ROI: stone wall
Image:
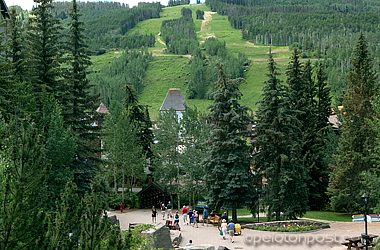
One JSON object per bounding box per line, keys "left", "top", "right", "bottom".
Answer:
{"left": 142, "top": 224, "right": 173, "bottom": 249}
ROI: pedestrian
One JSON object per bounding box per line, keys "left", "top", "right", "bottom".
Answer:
{"left": 174, "top": 210, "right": 180, "bottom": 226}
{"left": 161, "top": 203, "right": 166, "bottom": 220}
{"left": 193, "top": 210, "right": 199, "bottom": 228}
{"left": 202, "top": 206, "right": 209, "bottom": 226}
{"left": 120, "top": 202, "right": 124, "bottom": 213}
{"left": 227, "top": 220, "right": 235, "bottom": 243}
{"left": 166, "top": 201, "right": 173, "bottom": 219}
{"left": 152, "top": 206, "right": 157, "bottom": 223}
{"left": 221, "top": 219, "right": 227, "bottom": 240}
{"left": 182, "top": 205, "right": 189, "bottom": 224}
{"left": 188, "top": 209, "right": 194, "bottom": 226}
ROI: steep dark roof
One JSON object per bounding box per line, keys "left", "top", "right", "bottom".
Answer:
{"left": 137, "top": 182, "right": 168, "bottom": 196}
{"left": 159, "top": 88, "right": 185, "bottom": 112}
{"left": 0, "top": 0, "right": 9, "bottom": 19}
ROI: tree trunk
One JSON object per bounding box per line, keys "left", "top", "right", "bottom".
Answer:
{"left": 232, "top": 209, "right": 237, "bottom": 223}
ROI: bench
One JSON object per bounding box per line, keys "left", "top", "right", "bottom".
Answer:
{"left": 166, "top": 220, "right": 180, "bottom": 231}
{"left": 341, "top": 234, "right": 378, "bottom": 249}
{"left": 208, "top": 215, "right": 221, "bottom": 225}
{"left": 352, "top": 214, "right": 380, "bottom": 222}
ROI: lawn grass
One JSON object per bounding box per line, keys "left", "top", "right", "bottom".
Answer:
{"left": 302, "top": 211, "right": 352, "bottom": 222}
{"left": 237, "top": 217, "right": 268, "bottom": 223}
{"left": 237, "top": 208, "right": 253, "bottom": 216}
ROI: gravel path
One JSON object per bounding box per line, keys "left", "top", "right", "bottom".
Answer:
{"left": 108, "top": 209, "right": 380, "bottom": 250}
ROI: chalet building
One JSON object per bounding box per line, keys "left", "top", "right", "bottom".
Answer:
{"left": 137, "top": 182, "right": 170, "bottom": 208}
{"left": 0, "top": 0, "right": 10, "bottom": 36}
{"left": 159, "top": 88, "right": 185, "bottom": 120}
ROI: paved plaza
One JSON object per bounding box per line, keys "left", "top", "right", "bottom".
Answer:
{"left": 108, "top": 209, "right": 380, "bottom": 250}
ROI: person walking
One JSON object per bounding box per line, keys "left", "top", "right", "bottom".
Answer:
{"left": 182, "top": 205, "right": 189, "bottom": 225}
{"left": 174, "top": 210, "right": 180, "bottom": 229}
{"left": 193, "top": 210, "right": 199, "bottom": 228}
{"left": 221, "top": 219, "right": 227, "bottom": 240}
{"left": 166, "top": 201, "right": 173, "bottom": 219}
{"left": 152, "top": 206, "right": 157, "bottom": 223}
{"left": 227, "top": 220, "right": 235, "bottom": 243}
{"left": 202, "top": 206, "right": 209, "bottom": 226}
{"left": 161, "top": 203, "right": 166, "bottom": 220}
{"left": 188, "top": 209, "right": 194, "bottom": 226}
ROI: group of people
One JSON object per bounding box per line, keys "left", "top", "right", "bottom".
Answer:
{"left": 181, "top": 205, "right": 205, "bottom": 227}
{"left": 151, "top": 202, "right": 211, "bottom": 228}
{"left": 218, "top": 218, "right": 236, "bottom": 243}
{"left": 151, "top": 204, "right": 238, "bottom": 243}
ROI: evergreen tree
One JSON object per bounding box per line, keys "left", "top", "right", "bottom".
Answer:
{"left": 0, "top": 33, "right": 12, "bottom": 121}
{"left": 204, "top": 65, "right": 252, "bottom": 222}
{"left": 65, "top": 0, "right": 100, "bottom": 191}
{"left": 328, "top": 34, "right": 378, "bottom": 212}
{"left": 6, "top": 8, "right": 35, "bottom": 121}
{"left": 8, "top": 8, "right": 27, "bottom": 82}
{"left": 256, "top": 52, "right": 308, "bottom": 220}
{"left": 28, "top": 0, "right": 63, "bottom": 113}
{"left": 308, "top": 61, "right": 332, "bottom": 210}
{"left": 78, "top": 177, "right": 110, "bottom": 250}
{"left": 124, "top": 85, "right": 154, "bottom": 173}
{"left": 0, "top": 120, "right": 49, "bottom": 249}
{"left": 46, "top": 181, "right": 81, "bottom": 250}
{"left": 41, "top": 94, "right": 76, "bottom": 208}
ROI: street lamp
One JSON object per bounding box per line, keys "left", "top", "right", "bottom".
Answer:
{"left": 361, "top": 192, "right": 369, "bottom": 250}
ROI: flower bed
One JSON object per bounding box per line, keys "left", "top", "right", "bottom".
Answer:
{"left": 242, "top": 220, "right": 330, "bottom": 232}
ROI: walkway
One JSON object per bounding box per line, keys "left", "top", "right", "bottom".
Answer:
{"left": 108, "top": 209, "right": 380, "bottom": 250}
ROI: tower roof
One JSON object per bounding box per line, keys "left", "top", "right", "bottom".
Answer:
{"left": 159, "top": 88, "right": 185, "bottom": 112}
{"left": 0, "top": 0, "right": 9, "bottom": 19}
{"left": 96, "top": 102, "right": 109, "bottom": 114}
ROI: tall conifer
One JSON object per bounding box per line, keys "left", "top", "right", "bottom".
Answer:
{"left": 204, "top": 65, "right": 252, "bottom": 222}
{"left": 256, "top": 52, "right": 307, "bottom": 220}
{"left": 65, "top": 0, "right": 100, "bottom": 190}
{"left": 328, "top": 34, "right": 378, "bottom": 212}
{"left": 28, "top": 0, "right": 63, "bottom": 112}
{"left": 308, "top": 61, "right": 331, "bottom": 210}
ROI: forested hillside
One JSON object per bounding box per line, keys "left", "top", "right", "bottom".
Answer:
{"left": 53, "top": 1, "right": 162, "bottom": 52}
{"left": 206, "top": 0, "right": 380, "bottom": 103}
{"left": 90, "top": 3, "right": 289, "bottom": 119}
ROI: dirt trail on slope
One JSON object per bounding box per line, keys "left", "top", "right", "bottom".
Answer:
{"left": 200, "top": 11, "right": 217, "bottom": 41}
{"left": 157, "top": 32, "right": 166, "bottom": 46}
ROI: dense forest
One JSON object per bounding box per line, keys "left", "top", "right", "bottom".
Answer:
{"left": 206, "top": 0, "right": 380, "bottom": 104}
{"left": 92, "top": 49, "right": 153, "bottom": 105}
{"left": 53, "top": 1, "right": 161, "bottom": 52}
{"left": 161, "top": 7, "right": 198, "bottom": 54}
{"left": 0, "top": 0, "right": 155, "bottom": 248}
